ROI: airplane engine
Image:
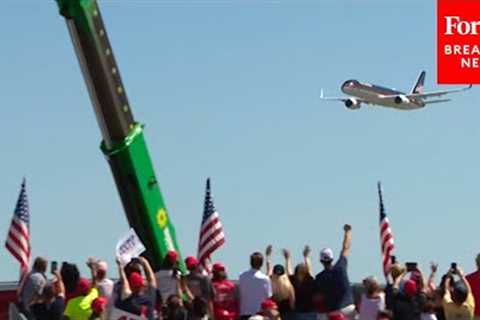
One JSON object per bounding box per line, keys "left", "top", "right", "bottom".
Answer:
{"left": 345, "top": 98, "right": 361, "bottom": 109}
{"left": 394, "top": 95, "right": 410, "bottom": 104}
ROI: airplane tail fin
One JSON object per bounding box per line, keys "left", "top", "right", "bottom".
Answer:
{"left": 411, "top": 70, "right": 426, "bottom": 94}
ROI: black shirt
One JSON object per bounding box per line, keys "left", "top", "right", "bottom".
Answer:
{"left": 289, "top": 275, "right": 315, "bottom": 312}
{"left": 186, "top": 273, "right": 214, "bottom": 301}
{"left": 30, "top": 296, "right": 65, "bottom": 320}
{"left": 314, "top": 256, "right": 353, "bottom": 312}
{"left": 165, "top": 307, "right": 189, "bottom": 320}
{"left": 116, "top": 287, "right": 157, "bottom": 320}
{"left": 385, "top": 284, "right": 426, "bottom": 320}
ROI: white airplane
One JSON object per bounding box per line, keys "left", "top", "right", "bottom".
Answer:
{"left": 320, "top": 71, "right": 472, "bottom": 110}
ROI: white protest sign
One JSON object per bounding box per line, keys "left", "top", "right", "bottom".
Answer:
{"left": 115, "top": 228, "right": 146, "bottom": 266}
{"left": 110, "top": 307, "right": 146, "bottom": 320}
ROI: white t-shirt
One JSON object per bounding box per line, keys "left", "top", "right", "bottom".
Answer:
{"left": 358, "top": 293, "right": 385, "bottom": 320}
{"left": 155, "top": 269, "right": 178, "bottom": 300}
{"left": 97, "top": 277, "right": 114, "bottom": 299}
{"left": 239, "top": 268, "right": 272, "bottom": 316}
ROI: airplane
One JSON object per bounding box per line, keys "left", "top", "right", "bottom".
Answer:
{"left": 320, "top": 71, "right": 472, "bottom": 110}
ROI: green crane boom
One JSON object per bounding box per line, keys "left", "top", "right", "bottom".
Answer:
{"left": 56, "top": 0, "right": 185, "bottom": 272}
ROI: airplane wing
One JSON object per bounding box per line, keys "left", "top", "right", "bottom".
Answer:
{"left": 319, "top": 89, "right": 370, "bottom": 104}
{"left": 408, "top": 84, "right": 472, "bottom": 99}
{"left": 380, "top": 85, "right": 472, "bottom": 100}
{"left": 424, "top": 98, "right": 451, "bottom": 104}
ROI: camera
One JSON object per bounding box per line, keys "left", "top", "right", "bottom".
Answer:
{"left": 405, "top": 262, "right": 417, "bottom": 272}
{"left": 451, "top": 262, "right": 457, "bottom": 272}
{"left": 51, "top": 261, "right": 58, "bottom": 274}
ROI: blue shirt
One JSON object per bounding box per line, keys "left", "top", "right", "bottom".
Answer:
{"left": 314, "top": 256, "right": 353, "bottom": 311}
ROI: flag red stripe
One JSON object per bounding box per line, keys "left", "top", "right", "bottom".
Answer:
{"left": 382, "top": 245, "right": 394, "bottom": 272}
{"left": 5, "top": 180, "right": 31, "bottom": 273}
{"left": 380, "top": 220, "right": 394, "bottom": 276}
{"left": 6, "top": 233, "right": 29, "bottom": 261}
{"left": 8, "top": 221, "right": 30, "bottom": 250}
{"left": 5, "top": 241, "right": 28, "bottom": 269}
{"left": 11, "top": 218, "right": 29, "bottom": 241}
{"left": 199, "top": 215, "right": 220, "bottom": 239}
{"left": 380, "top": 220, "right": 390, "bottom": 233}
{"left": 199, "top": 230, "right": 225, "bottom": 259}
{"left": 381, "top": 234, "right": 394, "bottom": 252}
{"left": 6, "top": 222, "right": 31, "bottom": 262}
{"left": 199, "top": 224, "right": 223, "bottom": 249}
{"left": 5, "top": 241, "right": 27, "bottom": 266}
{"left": 197, "top": 181, "right": 225, "bottom": 274}
{"left": 7, "top": 230, "right": 30, "bottom": 257}
{"left": 199, "top": 238, "right": 225, "bottom": 263}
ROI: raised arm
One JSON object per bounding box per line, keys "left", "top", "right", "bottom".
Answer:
{"left": 457, "top": 267, "right": 472, "bottom": 293}
{"left": 87, "top": 257, "right": 98, "bottom": 287}
{"left": 116, "top": 259, "right": 131, "bottom": 299}
{"left": 266, "top": 245, "right": 273, "bottom": 277}
{"left": 443, "top": 273, "right": 453, "bottom": 303}
{"left": 139, "top": 256, "right": 157, "bottom": 289}
{"left": 179, "top": 276, "right": 194, "bottom": 303}
{"left": 340, "top": 224, "right": 352, "bottom": 258}
{"left": 427, "top": 262, "right": 438, "bottom": 293}
{"left": 283, "top": 249, "right": 294, "bottom": 276}
{"left": 53, "top": 269, "right": 66, "bottom": 298}
{"left": 393, "top": 269, "right": 406, "bottom": 290}
{"left": 303, "top": 245, "right": 313, "bottom": 276}
{"left": 414, "top": 266, "right": 426, "bottom": 292}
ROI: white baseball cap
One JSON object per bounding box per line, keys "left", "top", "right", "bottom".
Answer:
{"left": 320, "top": 248, "right": 334, "bottom": 262}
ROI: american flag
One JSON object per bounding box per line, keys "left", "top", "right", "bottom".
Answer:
{"left": 5, "top": 179, "right": 31, "bottom": 272}
{"left": 378, "top": 182, "right": 395, "bottom": 277}
{"left": 197, "top": 178, "right": 225, "bottom": 273}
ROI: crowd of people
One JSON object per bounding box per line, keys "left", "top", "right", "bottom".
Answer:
{"left": 13, "top": 224, "right": 480, "bottom": 320}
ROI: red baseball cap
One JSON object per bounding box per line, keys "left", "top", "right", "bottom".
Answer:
{"left": 261, "top": 299, "right": 278, "bottom": 310}
{"left": 212, "top": 262, "right": 226, "bottom": 273}
{"left": 328, "top": 312, "right": 345, "bottom": 320}
{"left": 77, "top": 278, "right": 91, "bottom": 295}
{"left": 215, "top": 309, "right": 231, "bottom": 320}
{"left": 91, "top": 296, "right": 108, "bottom": 314}
{"left": 166, "top": 250, "right": 178, "bottom": 263}
{"left": 404, "top": 279, "right": 417, "bottom": 296}
{"left": 185, "top": 256, "right": 198, "bottom": 271}
{"left": 128, "top": 272, "right": 144, "bottom": 290}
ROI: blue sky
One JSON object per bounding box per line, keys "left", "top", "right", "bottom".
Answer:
{"left": 2, "top": 0, "right": 480, "bottom": 283}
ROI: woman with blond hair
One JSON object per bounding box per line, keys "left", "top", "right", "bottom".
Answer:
{"left": 265, "top": 246, "right": 296, "bottom": 318}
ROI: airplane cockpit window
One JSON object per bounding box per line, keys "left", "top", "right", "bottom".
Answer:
{"left": 342, "top": 80, "right": 357, "bottom": 88}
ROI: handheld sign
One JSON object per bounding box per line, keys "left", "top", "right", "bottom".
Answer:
{"left": 116, "top": 228, "right": 146, "bottom": 266}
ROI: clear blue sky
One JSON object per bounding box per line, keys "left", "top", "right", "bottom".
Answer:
{"left": 1, "top": 0, "right": 479, "bottom": 283}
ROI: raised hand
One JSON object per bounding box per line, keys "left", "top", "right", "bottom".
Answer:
{"left": 343, "top": 224, "right": 352, "bottom": 232}
{"left": 87, "top": 256, "right": 97, "bottom": 269}
{"left": 456, "top": 267, "right": 465, "bottom": 277}
{"left": 138, "top": 256, "right": 148, "bottom": 265}
{"left": 282, "top": 249, "right": 291, "bottom": 259}
{"left": 266, "top": 245, "right": 273, "bottom": 257}
{"left": 303, "top": 245, "right": 311, "bottom": 257}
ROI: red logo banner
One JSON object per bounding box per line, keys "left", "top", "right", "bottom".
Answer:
{"left": 438, "top": 0, "right": 480, "bottom": 84}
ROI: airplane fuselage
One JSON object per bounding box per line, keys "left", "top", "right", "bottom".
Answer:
{"left": 341, "top": 80, "right": 425, "bottom": 110}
